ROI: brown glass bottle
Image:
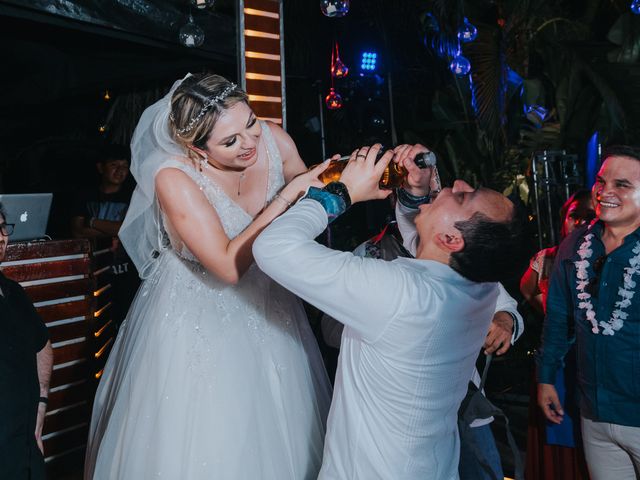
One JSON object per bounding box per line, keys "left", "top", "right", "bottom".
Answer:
{"left": 318, "top": 152, "right": 435, "bottom": 189}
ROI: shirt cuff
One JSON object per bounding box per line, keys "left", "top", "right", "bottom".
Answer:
{"left": 509, "top": 311, "right": 519, "bottom": 343}
{"left": 536, "top": 361, "right": 560, "bottom": 384}
{"left": 304, "top": 186, "right": 348, "bottom": 223}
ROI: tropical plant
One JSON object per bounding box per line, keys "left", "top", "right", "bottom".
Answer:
{"left": 411, "top": 0, "right": 637, "bottom": 191}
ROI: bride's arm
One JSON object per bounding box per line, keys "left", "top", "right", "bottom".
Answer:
{"left": 155, "top": 165, "right": 325, "bottom": 285}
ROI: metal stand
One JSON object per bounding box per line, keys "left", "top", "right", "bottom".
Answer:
{"left": 531, "top": 150, "right": 583, "bottom": 249}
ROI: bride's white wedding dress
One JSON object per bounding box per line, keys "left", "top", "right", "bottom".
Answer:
{"left": 85, "top": 123, "right": 332, "bottom": 479}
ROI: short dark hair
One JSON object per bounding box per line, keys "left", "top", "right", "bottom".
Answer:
{"left": 602, "top": 145, "right": 640, "bottom": 163}
{"left": 0, "top": 201, "right": 6, "bottom": 221}
{"left": 449, "top": 207, "right": 525, "bottom": 283}
{"left": 99, "top": 144, "right": 131, "bottom": 164}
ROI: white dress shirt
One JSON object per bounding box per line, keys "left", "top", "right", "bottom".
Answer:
{"left": 254, "top": 199, "right": 502, "bottom": 479}
{"left": 396, "top": 202, "right": 524, "bottom": 428}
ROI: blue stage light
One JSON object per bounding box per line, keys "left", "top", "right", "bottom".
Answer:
{"left": 360, "top": 51, "right": 378, "bottom": 72}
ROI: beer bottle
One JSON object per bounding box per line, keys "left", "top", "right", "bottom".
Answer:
{"left": 318, "top": 151, "right": 437, "bottom": 189}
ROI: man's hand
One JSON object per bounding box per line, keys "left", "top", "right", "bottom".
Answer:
{"left": 340, "top": 144, "right": 393, "bottom": 204}
{"left": 393, "top": 144, "right": 433, "bottom": 197}
{"left": 35, "top": 402, "right": 46, "bottom": 454}
{"left": 538, "top": 383, "right": 564, "bottom": 424}
{"left": 484, "top": 311, "right": 514, "bottom": 355}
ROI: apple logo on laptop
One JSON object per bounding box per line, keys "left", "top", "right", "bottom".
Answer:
{"left": 20, "top": 211, "right": 28, "bottom": 223}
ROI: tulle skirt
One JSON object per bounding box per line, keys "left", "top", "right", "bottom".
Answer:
{"left": 85, "top": 250, "right": 332, "bottom": 479}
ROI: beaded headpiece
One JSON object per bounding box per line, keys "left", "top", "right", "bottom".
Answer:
{"left": 170, "top": 82, "right": 238, "bottom": 136}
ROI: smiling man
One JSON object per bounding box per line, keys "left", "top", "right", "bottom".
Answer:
{"left": 537, "top": 145, "right": 640, "bottom": 479}
{"left": 253, "top": 144, "right": 523, "bottom": 479}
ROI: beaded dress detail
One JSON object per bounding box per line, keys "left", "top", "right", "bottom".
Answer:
{"left": 85, "top": 122, "right": 331, "bottom": 480}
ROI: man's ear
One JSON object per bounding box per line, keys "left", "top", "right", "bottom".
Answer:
{"left": 434, "top": 231, "right": 465, "bottom": 253}
{"left": 96, "top": 162, "right": 104, "bottom": 174}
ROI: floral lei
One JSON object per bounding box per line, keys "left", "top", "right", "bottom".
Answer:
{"left": 575, "top": 233, "right": 640, "bottom": 335}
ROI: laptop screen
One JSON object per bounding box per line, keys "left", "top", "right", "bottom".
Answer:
{"left": 0, "top": 193, "right": 53, "bottom": 241}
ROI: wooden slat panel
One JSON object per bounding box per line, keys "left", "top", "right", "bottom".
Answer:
{"left": 246, "top": 79, "right": 282, "bottom": 97}
{"left": 24, "top": 278, "right": 94, "bottom": 303}
{"left": 45, "top": 447, "right": 85, "bottom": 477}
{"left": 245, "top": 14, "right": 279, "bottom": 34}
{"left": 93, "top": 338, "right": 114, "bottom": 363}
{"left": 52, "top": 342, "right": 88, "bottom": 367}
{"left": 93, "top": 314, "right": 113, "bottom": 335}
{"left": 245, "top": 0, "right": 279, "bottom": 14}
{"left": 37, "top": 298, "right": 92, "bottom": 323}
{"left": 91, "top": 251, "right": 114, "bottom": 272}
{"left": 48, "top": 382, "right": 87, "bottom": 412}
{"left": 95, "top": 273, "right": 112, "bottom": 290}
{"left": 246, "top": 57, "right": 281, "bottom": 76}
{"left": 51, "top": 362, "right": 89, "bottom": 389}
{"left": 48, "top": 320, "right": 90, "bottom": 344}
{"left": 251, "top": 101, "right": 284, "bottom": 118}
{"left": 1, "top": 258, "right": 90, "bottom": 283}
{"left": 43, "top": 425, "right": 88, "bottom": 457}
{"left": 245, "top": 36, "right": 280, "bottom": 55}
{"left": 44, "top": 403, "right": 89, "bottom": 436}
{"left": 5, "top": 240, "right": 90, "bottom": 262}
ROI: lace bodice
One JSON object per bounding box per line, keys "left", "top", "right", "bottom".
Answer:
{"left": 162, "top": 121, "right": 286, "bottom": 262}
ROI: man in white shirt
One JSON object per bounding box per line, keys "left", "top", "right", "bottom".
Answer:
{"left": 253, "top": 144, "right": 524, "bottom": 480}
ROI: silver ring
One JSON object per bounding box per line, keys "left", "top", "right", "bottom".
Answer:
{"left": 356, "top": 154, "right": 366, "bottom": 158}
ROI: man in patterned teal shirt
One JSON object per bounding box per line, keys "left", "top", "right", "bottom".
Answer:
{"left": 537, "top": 145, "right": 640, "bottom": 479}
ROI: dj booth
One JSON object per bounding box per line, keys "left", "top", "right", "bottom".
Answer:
{"left": 0, "top": 238, "right": 116, "bottom": 477}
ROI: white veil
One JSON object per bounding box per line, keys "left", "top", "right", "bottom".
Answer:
{"left": 119, "top": 74, "right": 190, "bottom": 279}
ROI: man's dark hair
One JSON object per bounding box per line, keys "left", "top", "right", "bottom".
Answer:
{"left": 602, "top": 145, "right": 640, "bottom": 163}
{"left": 0, "top": 201, "right": 6, "bottom": 221}
{"left": 449, "top": 207, "right": 526, "bottom": 283}
{"left": 99, "top": 144, "right": 131, "bottom": 164}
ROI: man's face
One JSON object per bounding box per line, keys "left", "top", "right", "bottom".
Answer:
{"left": 415, "top": 180, "right": 513, "bottom": 242}
{"left": 97, "top": 159, "right": 129, "bottom": 187}
{"left": 0, "top": 213, "right": 7, "bottom": 263}
{"left": 592, "top": 155, "right": 640, "bottom": 232}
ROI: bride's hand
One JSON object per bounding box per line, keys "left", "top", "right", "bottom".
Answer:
{"left": 281, "top": 160, "right": 332, "bottom": 202}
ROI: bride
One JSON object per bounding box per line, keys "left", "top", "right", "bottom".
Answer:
{"left": 84, "top": 73, "right": 332, "bottom": 479}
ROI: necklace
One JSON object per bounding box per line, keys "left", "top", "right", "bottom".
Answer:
{"left": 199, "top": 156, "right": 247, "bottom": 196}
{"left": 575, "top": 233, "right": 640, "bottom": 335}
{"left": 237, "top": 172, "right": 245, "bottom": 196}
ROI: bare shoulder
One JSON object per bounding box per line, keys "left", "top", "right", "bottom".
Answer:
{"left": 264, "top": 120, "right": 296, "bottom": 150}
{"left": 155, "top": 167, "right": 200, "bottom": 200}
{"left": 263, "top": 121, "right": 305, "bottom": 177}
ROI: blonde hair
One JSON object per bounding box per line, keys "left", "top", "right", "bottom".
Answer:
{"left": 170, "top": 73, "right": 249, "bottom": 160}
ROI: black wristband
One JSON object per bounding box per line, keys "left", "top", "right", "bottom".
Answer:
{"left": 323, "top": 181, "right": 352, "bottom": 210}
{"left": 38, "top": 396, "right": 48, "bottom": 405}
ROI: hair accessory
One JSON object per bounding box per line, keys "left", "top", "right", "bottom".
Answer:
{"left": 172, "top": 83, "right": 238, "bottom": 136}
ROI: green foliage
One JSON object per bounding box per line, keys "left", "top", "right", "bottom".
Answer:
{"left": 408, "top": 0, "right": 636, "bottom": 193}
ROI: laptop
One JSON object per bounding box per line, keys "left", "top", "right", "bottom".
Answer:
{"left": 0, "top": 193, "right": 53, "bottom": 241}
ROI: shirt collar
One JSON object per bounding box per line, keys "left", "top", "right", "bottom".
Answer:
{"left": 394, "top": 257, "right": 478, "bottom": 285}
{"left": 587, "top": 219, "right": 640, "bottom": 242}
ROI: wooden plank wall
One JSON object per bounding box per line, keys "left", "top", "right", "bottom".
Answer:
{"left": 1, "top": 239, "right": 115, "bottom": 476}
{"left": 240, "top": 0, "right": 285, "bottom": 126}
